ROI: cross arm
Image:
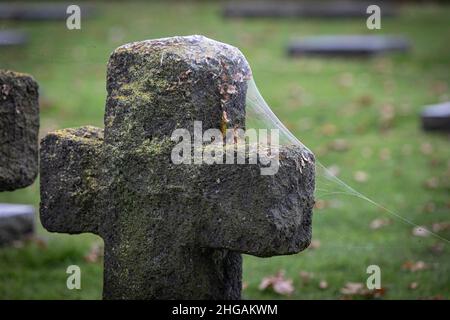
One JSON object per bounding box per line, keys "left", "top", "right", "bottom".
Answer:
{"left": 40, "top": 126, "right": 104, "bottom": 235}
{"left": 199, "top": 145, "right": 315, "bottom": 257}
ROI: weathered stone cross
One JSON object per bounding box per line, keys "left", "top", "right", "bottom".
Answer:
{"left": 40, "top": 35, "right": 315, "bottom": 299}
{"left": 0, "top": 70, "right": 39, "bottom": 191}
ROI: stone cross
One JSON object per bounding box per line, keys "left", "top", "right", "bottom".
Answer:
{"left": 0, "top": 70, "right": 39, "bottom": 191}
{"left": 40, "top": 35, "right": 315, "bottom": 299}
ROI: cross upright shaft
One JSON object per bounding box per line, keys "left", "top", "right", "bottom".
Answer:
{"left": 40, "top": 35, "right": 315, "bottom": 299}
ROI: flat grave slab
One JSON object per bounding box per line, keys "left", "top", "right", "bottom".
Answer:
{"left": 0, "top": 203, "right": 35, "bottom": 245}
{"left": 223, "top": 1, "right": 397, "bottom": 18}
{"left": 421, "top": 101, "right": 450, "bottom": 132}
{"left": 0, "top": 30, "right": 27, "bottom": 47}
{"left": 288, "top": 35, "right": 411, "bottom": 57}
{"left": 0, "top": 3, "right": 96, "bottom": 21}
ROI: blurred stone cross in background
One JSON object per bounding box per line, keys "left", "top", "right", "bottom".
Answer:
{"left": 0, "top": 70, "right": 39, "bottom": 245}
{"left": 40, "top": 35, "right": 315, "bottom": 299}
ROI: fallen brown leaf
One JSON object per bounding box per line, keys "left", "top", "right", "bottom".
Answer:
{"left": 420, "top": 142, "right": 433, "bottom": 155}
{"left": 340, "top": 282, "right": 386, "bottom": 299}
{"left": 422, "top": 201, "right": 437, "bottom": 213}
{"left": 320, "top": 123, "right": 337, "bottom": 136}
{"left": 412, "top": 226, "right": 431, "bottom": 238}
{"left": 409, "top": 282, "right": 419, "bottom": 290}
{"left": 308, "top": 239, "right": 321, "bottom": 250}
{"left": 84, "top": 242, "right": 104, "bottom": 263}
{"left": 299, "top": 271, "right": 314, "bottom": 284}
{"left": 259, "top": 271, "right": 294, "bottom": 296}
{"left": 354, "top": 171, "right": 369, "bottom": 183}
{"left": 402, "top": 260, "right": 429, "bottom": 272}
{"left": 356, "top": 94, "right": 373, "bottom": 107}
{"left": 379, "top": 103, "right": 396, "bottom": 131}
{"left": 379, "top": 148, "right": 391, "bottom": 161}
{"left": 326, "top": 165, "right": 340, "bottom": 177}
{"left": 337, "top": 73, "right": 354, "bottom": 88}
{"left": 319, "top": 280, "right": 328, "bottom": 290}
{"left": 423, "top": 177, "right": 439, "bottom": 189}
{"left": 340, "top": 282, "right": 364, "bottom": 295}
{"left": 329, "top": 139, "right": 350, "bottom": 152}
{"left": 370, "top": 218, "right": 391, "bottom": 230}
{"left": 314, "top": 199, "right": 329, "bottom": 210}
{"left": 429, "top": 242, "right": 445, "bottom": 255}
{"left": 432, "top": 222, "right": 450, "bottom": 232}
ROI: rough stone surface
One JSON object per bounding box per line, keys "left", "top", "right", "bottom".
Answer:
{"left": 0, "top": 203, "right": 34, "bottom": 245}
{"left": 0, "top": 70, "right": 39, "bottom": 191}
{"left": 40, "top": 35, "right": 315, "bottom": 300}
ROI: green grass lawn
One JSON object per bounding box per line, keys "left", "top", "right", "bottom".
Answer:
{"left": 0, "top": 1, "right": 449, "bottom": 299}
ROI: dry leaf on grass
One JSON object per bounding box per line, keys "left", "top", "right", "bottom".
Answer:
{"left": 326, "top": 165, "right": 341, "bottom": 177}
{"left": 370, "top": 218, "right": 391, "bottom": 230}
{"left": 402, "top": 261, "right": 429, "bottom": 272}
{"left": 12, "top": 235, "right": 48, "bottom": 249}
{"left": 320, "top": 123, "right": 337, "bottom": 136}
{"left": 337, "top": 73, "right": 354, "bottom": 88}
{"left": 354, "top": 171, "right": 369, "bottom": 183}
{"left": 356, "top": 94, "right": 373, "bottom": 107}
{"left": 432, "top": 222, "right": 450, "bottom": 232}
{"left": 429, "top": 242, "right": 445, "bottom": 255}
{"left": 329, "top": 139, "right": 350, "bottom": 152}
{"left": 340, "top": 282, "right": 364, "bottom": 295}
{"left": 314, "top": 199, "right": 329, "bottom": 210}
{"left": 308, "top": 239, "right": 321, "bottom": 250}
{"left": 423, "top": 177, "right": 439, "bottom": 189}
{"left": 409, "top": 282, "right": 419, "bottom": 290}
{"left": 420, "top": 142, "right": 433, "bottom": 155}
{"left": 379, "top": 148, "right": 391, "bottom": 161}
{"left": 299, "top": 271, "right": 314, "bottom": 284}
{"left": 340, "top": 282, "right": 386, "bottom": 299}
{"left": 259, "top": 271, "right": 294, "bottom": 296}
{"left": 379, "top": 103, "right": 396, "bottom": 131}
{"left": 29, "top": 235, "right": 48, "bottom": 249}
{"left": 84, "top": 242, "right": 104, "bottom": 263}
{"left": 422, "top": 202, "right": 437, "bottom": 213}
{"left": 319, "top": 280, "right": 328, "bottom": 290}
{"left": 412, "top": 226, "right": 431, "bottom": 237}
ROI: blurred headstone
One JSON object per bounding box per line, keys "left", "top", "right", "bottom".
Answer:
{"left": 0, "top": 3, "right": 96, "bottom": 21}
{"left": 288, "top": 35, "right": 411, "bottom": 57}
{"left": 0, "top": 70, "right": 39, "bottom": 244}
{"left": 0, "top": 70, "right": 39, "bottom": 191}
{"left": 0, "top": 204, "right": 34, "bottom": 245}
{"left": 421, "top": 102, "right": 450, "bottom": 132}
{"left": 223, "top": 1, "right": 397, "bottom": 18}
{"left": 0, "top": 30, "right": 27, "bottom": 47}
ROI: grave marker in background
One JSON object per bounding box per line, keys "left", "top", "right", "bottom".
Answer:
{"left": 0, "top": 30, "right": 27, "bottom": 47}
{"left": 0, "top": 70, "right": 39, "bottom": 245}
{"left": 223, "top": 1, "right": 397, "bottom": 18}
{"left": 421, "top": 102, "right": 450, "bottom": 132}
{"left": 288, "top": 35, "right": 411, "bottom": 57}
{"left": 0, "top": 3, "right": 96, "bottom": 21}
